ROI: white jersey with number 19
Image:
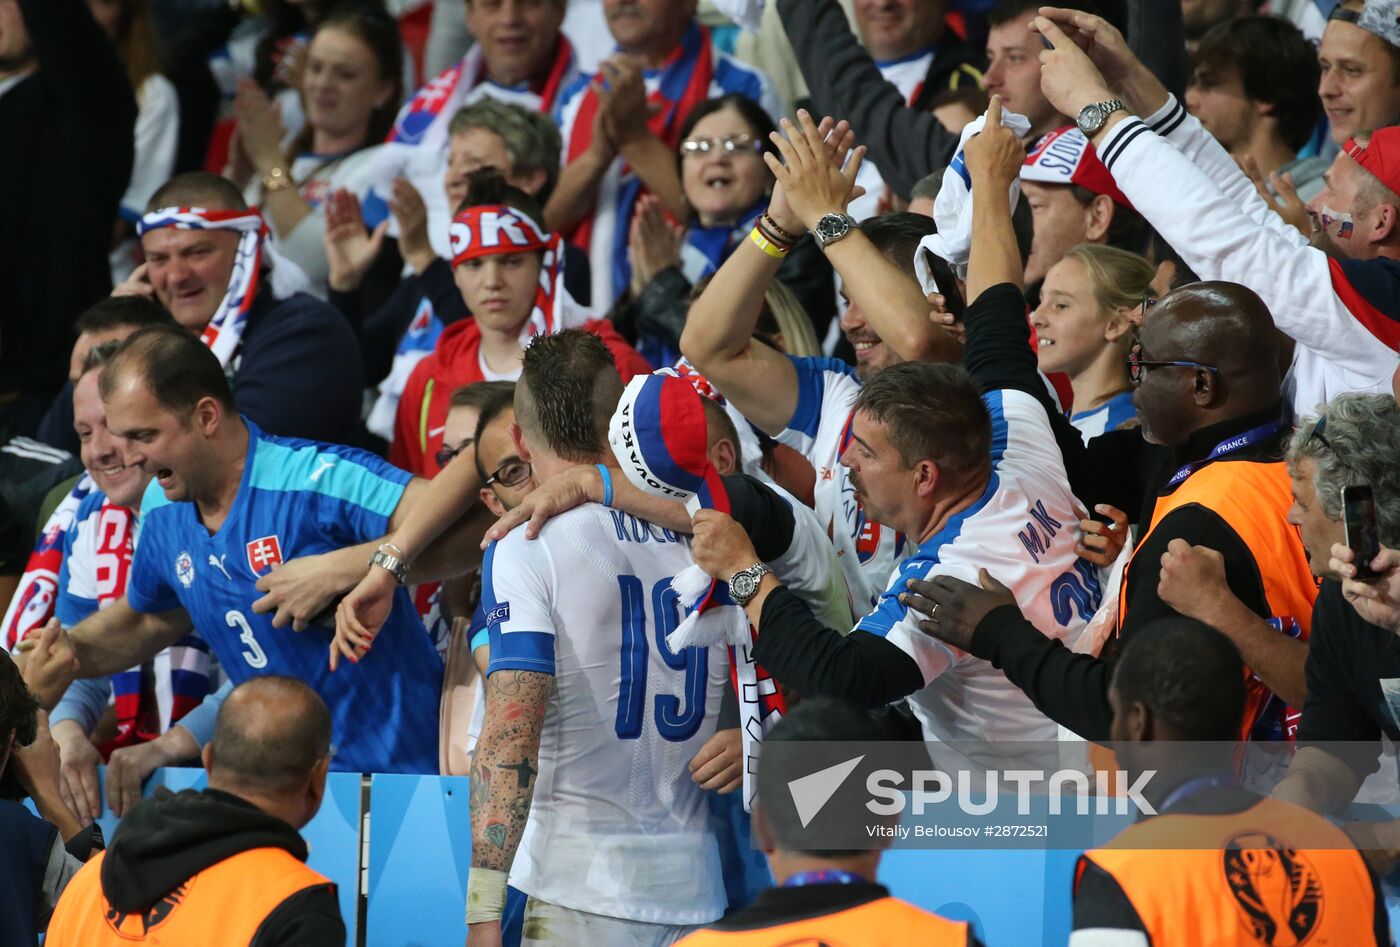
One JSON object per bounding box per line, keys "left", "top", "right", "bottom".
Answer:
{"left": 481, "top": 504, "right": 728, "bottom": 926}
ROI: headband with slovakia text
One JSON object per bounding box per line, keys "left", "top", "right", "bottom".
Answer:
{"left": 137, "top": 207, "right": 270, "bottom": 368}
{"left": 448, "top": 204, "right": 565, "bottom": 339}
{"left": 608, "top": 370, "right": 743, "bottom": 646}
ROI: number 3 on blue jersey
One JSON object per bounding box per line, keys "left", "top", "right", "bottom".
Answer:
{"left": 226, "top": 609, "right": 268, "bottom": 669}
{"left": 615, "top": 575, "right": 708, "bottom": 741}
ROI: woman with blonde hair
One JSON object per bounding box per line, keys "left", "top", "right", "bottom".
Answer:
{"left": 1032, "top": 243, "right": 1154, "bottom": 442}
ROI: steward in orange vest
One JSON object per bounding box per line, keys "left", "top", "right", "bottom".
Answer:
{"left": 46, "top": 676, "right": 346, "bottom": 947}
{"left": 1073, "top": 618, "right": 1389, "bottom": 946}
{"left": 676, "top": 697, "right": 982, "bottom": 947}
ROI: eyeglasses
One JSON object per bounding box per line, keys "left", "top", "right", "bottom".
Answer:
{"left": 1141, "top": 292, "right": 1158, "bottom": 316}
{"left": 1126, "top": 339, "right": 1220, "bottom": 386}
{"left": 679, "top": 135, "right": 763, "bottom": 157}
{"left": 485, "top": 458, "right": 532, "bottom": 489}
{"left": 436, "top": 438, "right": 472, "bottom": 470}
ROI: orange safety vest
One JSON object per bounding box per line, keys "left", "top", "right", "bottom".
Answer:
{"left": 675, "top": 895, "right": 972, "bottom": 946}
{"left": 1079, "top": 797, "right": 1381, "bottom": 946}
{"left": 45, "top": 846, "right": 334, "bottom": 946}
{"left": 1117, "top": 458, "right": 1317, "bottom": 739}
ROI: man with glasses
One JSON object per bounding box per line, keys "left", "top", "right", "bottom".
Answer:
{"left": 907, "top": 280, "right": 1317, "bottom": 745}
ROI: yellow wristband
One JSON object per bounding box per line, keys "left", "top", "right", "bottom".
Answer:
{"left": 466, "top": 867, "right": 509, "bottom": 923}
{"left": 749, "top": 226, "right": 791, "bottom": 259}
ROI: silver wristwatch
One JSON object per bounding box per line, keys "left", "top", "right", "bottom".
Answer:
{"left": 813, "top": 212, "right": 857, "bottom": 250}
{"left": 728, "top": 562, "right": 772, "bottom": 607}
{"left": 369, "top": 544, "right": 410, "bottom": 585}
{"left": 1076, "top": 99, "right": 1124, "bottom": 137}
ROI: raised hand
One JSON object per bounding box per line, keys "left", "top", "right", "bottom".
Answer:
{"left": 963, "top": 96, "right": 1026, "bottom": 188}
{"left": 1032, "top": 16, "right": 1115, "bottom": 124}
{"left": 766, "top": 116, "right": 855, "bottom": 235}
{"left": 391, "top": 176, "right": 436, "bottom": 274}
{"left": 324, "top": 189, "right": 388, "bottom": 293}
{"left": 763, "top": 110, "right": 867, "bottom": 232}
{"left": 1034, "top": 6, "right": 1166, "bottom": 115}
{"left": 232, "top": 76, "right": 287, "bottom": 174}
{"left": 598, "top": 56, "right": 653, "bottom": 147}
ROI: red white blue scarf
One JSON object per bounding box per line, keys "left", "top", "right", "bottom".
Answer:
{"left": 609, "top": 369, "right": 788, "bottom": 809}
{"left": 387, "top": 37, "right": 577, "bottom": 147}
{"left": 2, "top": 476, "right": 95, "bottom": 651}
{"left": 138, "top": 207, "right": 270, "bottom": 367}
{"left": 563, "top": 23, "right": 715, "bottom": 303}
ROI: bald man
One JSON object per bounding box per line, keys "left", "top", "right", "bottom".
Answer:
{"left": 45, "top": 677, "right": 345, "bottom": 946}
{"left": 906, "top": 282, "right": 1317, "bottom": 744}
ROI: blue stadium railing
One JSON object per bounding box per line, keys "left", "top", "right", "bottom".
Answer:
{"left": 36, "top": 767, "right": 1400, "bottom": 947}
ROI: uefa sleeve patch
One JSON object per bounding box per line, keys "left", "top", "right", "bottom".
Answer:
{"left": 485, "top": 602, "right": 510, "bottom": 626}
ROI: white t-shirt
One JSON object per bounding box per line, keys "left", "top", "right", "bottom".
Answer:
{"left": 481, "top": 505, "right": 728, "bottom": 926}
{"left": 855, "top": 389, "right": 1100, "bottom": 749}
{"left": 776, "top": 356, "right": 906, "bottom": 615}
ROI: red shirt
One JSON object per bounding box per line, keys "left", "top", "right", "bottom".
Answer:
{"left": 390, "top": 318, "right": 652, "bottom": 476}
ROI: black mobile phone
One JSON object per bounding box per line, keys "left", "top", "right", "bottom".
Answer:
{"left": 1343, "top": 484, "right": 1382, "bottom": 581}
{"left": 923, "top": 251, "right": 966, "bottom": 320}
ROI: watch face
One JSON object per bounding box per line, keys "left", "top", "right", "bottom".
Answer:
{"left": 731, "top": 571, "right": 758, "bottom": 601}
{"left": 1078, "top": 104, "right": 1101, "bottom": 132}
{"left": 817, "top": 214, "right": 849, "bottom": 242}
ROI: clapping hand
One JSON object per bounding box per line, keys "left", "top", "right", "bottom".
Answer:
{"left": 629, "top": 194, "right": 685, "bottom": 295}
{"left": 764, "top": 110, "right": 867, "bottom": 233}
{"left": 324, "top": 189, "right": 388, "bottom": 293}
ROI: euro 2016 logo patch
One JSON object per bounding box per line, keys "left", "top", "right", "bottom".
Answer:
{"left": 1223, "top": 832, "right": 1323, "bottom": 945}
{"left": 175, "top": 551, "right": 195, "bottom": 588}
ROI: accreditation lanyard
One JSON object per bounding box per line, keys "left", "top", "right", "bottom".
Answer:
{"left": 1164, "top": 420, "right": 1285, "bottom": 490}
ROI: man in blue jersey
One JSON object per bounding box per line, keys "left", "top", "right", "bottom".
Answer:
{"left": 31, "top": 326, "right": 443, "bottom": 775}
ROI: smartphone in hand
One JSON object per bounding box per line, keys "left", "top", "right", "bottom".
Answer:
{"left": 1343, "top": 484, "right": 1382, "bottom": 581}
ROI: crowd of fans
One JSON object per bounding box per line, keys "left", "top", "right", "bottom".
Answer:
{"left": 2, "top": 0, "right": 1400, "bottom": 943}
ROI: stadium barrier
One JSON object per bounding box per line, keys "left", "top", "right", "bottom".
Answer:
{"left": 32, "top": 768, "right": 1400, "bottom": 946}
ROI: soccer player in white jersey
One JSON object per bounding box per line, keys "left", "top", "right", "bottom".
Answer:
{"left": 467, "top": 332, "right": 728, "bottom": 945}
{"left": 679, "top": 113, "right": 961, "bottom": 616}
{"left": 686, "top": 105, "right": 1102, "bottom": 757}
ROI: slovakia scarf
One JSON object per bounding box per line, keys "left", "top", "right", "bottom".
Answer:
{"left": 564, "top": 23, "right": 715, "bottom": 305}
{"left": 448, "top": 204, "right": 565, "bottom": 341}
{"left": 609, "top": 369, "right": 788, "bottom": 809}
{"left": 387, "top": 37, "right": 577, "bottom": 148}
{"left": 137, "top": 208, "right": 270, "bottom": 367}
{"left": 2, "top": 476, "right": 94, "bottom": 651}
{"left": 83, "top": 502, "right": 210, "bottom": 754}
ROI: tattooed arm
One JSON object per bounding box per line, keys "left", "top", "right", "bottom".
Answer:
{"left": 466, "top": 668, "right": 553, "bottom": 944}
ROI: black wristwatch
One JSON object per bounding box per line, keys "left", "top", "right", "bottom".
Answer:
{"left": 813, "top": 212, "right": 857, "bottom": 250}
